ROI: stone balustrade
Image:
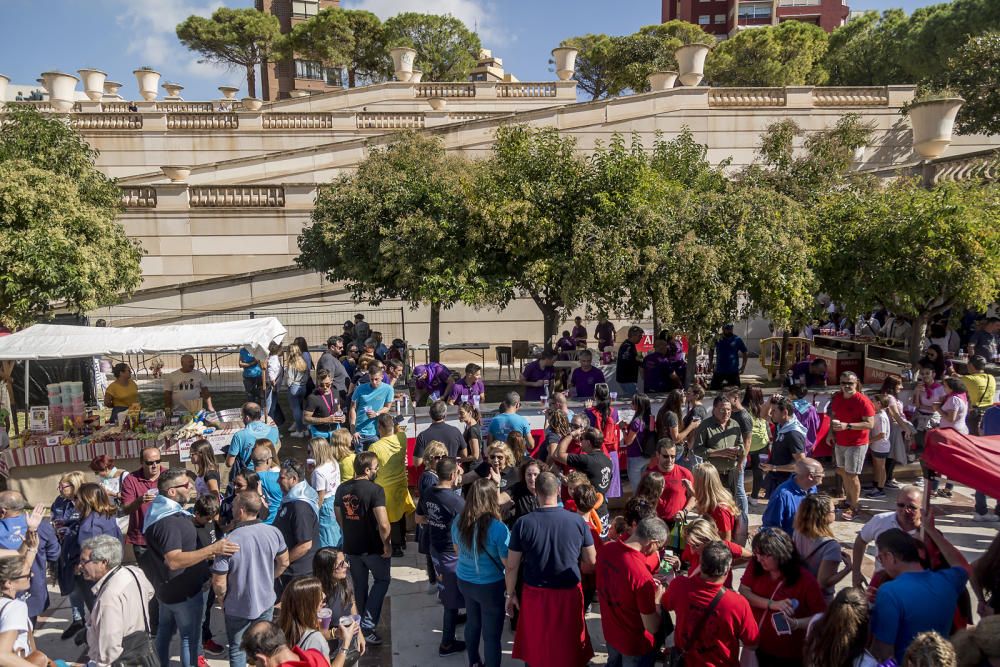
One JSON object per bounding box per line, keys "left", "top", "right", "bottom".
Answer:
{"left": 414, "top": 83, "right": 477, "bottom": 98}
{"left": 157, "top": 101, "right": 216, "bottom": 112}
{"left": 356, "top": 112, "right": 426, "bottom": 129}
{"left": 189, "top": 186, "right": 286, "bottom": 208}
{"left": 447, "top": 112, "right": 505, "bottom": 122}
{"left": 70, "top": 113, "right": 143, "bottom": 130}
{"left": 929, "top": 152, "right": 1000, "bottom": 185}
{"left": 709, "top": 88, "right": 787, "bottom": 107}
{"left": 812, "top": 87, "right": 889, "bottom": 106}
{"left": 263, "top": 113, "right": 334, "bottom": 129}
{"left": 166, "top": 113, "right": 239, "bottom": 130}
{"left": 4, "top": 100, "right": 82, "bottom": 112}
{"left": 120, "top": 186, "right": 157, "bottom": 208}
{"left": 498, "top": 83, "right": 558, "bottom": 98}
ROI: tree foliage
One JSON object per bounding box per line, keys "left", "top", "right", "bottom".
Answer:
{"left": 297, "top": 132, "right": 500, "bottom": 361}
{"left": 930, "top": 31, "right": 1000, "bottom": 136}
{"left": 340, "top": 10, "right": 390, "bottom": 88}
{"left": 0, "top": 109, "right": 143, "bottom": 330}
{"left": 706, "top": 21, "right": 829, "bottom": 87}
{"left": 277, "top": 7, "right": 354, "bottom": 74}
{"left": 823, "top": 10, "right": 911, "bottom": 86}
{"left": 381, "top": 13, "right": 481, "bottom": 82}
{"left": 176, "top": 8, "right": 282, "bottom": 98}
{"left": 813, "top": 180, "right": 1000, "bottom": 365}
{"left": 560, "top": 22, "right": 712, "bottom": 99}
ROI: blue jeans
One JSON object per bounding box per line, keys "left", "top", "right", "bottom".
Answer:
{"left": 156, "top": 591, "right": 205, "bottom": 667}
{"left": 243, "top": 376, "right": 263, "bottom": 405}
{"left": 288, "top": 383, "right": 307, "bottom": 432}
{"left": 729, "top": 464, "right": 749, "bottom": 517}
{"left": 356, "top": 433, "right": 378, "bottom": 454}
{"left": 976, "top": 491, "right": 997, "bottom": 516}
{"left": 225, "top": 608, "right": 274, "bottom": 667}
{"left": 348, "top": 553, "right": 391, "bottom": 632}
{"left": 607, "top": 645, "right": 658, "bottom": 667}
{"left": 619, "top": 382, "right": 637, "bottom": 398}
{"left": 457, "top": 579, "right": 505, "bottom": 667}
{"left": 68, "top": 587, "right": 84, "bottom": 622}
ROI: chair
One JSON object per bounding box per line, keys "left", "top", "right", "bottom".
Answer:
{"left": 496, "top": 346, "right": 514, "bottom": 380}
{"left": 511, "top": 340, "right": 531, "bottom": 372}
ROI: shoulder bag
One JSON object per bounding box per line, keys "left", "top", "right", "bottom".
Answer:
{"left": 740, "top": 580, "right": 784, "bottom": 667}
{"left": 667, "top": 587, "right": 726, "bottom": 667}
{"left": 109, "top": 568, "right": 158, "bottom": 667}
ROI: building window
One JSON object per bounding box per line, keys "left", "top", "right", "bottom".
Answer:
{"left": 778, "top": 0, "right": 821, "bottom": 5}
{"left": 715, "top": 13, "right": 727, "bottom": 22}
{"left": 698, "top": 14, "right": 711, "bottom": 24}
{"left": 292, "top": 0, "right": 319, "bottom": 18}
{"left": 738, "top": 3, "right": 772, "bottom": 18}
{"left": 295, "top": 60, "right": 324, "bottom": 80}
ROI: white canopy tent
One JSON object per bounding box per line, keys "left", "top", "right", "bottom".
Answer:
{"left": 0, "top": 317, "right": 286, "bottom": 361}
{"left": 0, "top": 318, "right": 287, "bottom": 412}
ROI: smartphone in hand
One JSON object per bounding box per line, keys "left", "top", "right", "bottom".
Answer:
{"left": 771, "top": 611, "right": 793, "bottom": 636}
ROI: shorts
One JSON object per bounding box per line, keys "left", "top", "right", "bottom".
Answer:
{"left": 835, "top": 444, "right": 868, "bottom": 475}
{"left": 871, "top": 450, "right": 889, "bottom": 459}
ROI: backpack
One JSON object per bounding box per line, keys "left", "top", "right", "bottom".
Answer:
{"left": 588, "top": 407, "right": 622, "bottom": 453}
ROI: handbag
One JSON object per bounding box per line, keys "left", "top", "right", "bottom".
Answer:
{"left": 666, "top": 587, "right": 726, "bottom": 667}
{"left": 109, "top": 568, "right": 158, "bottom": 667}
{"left": 740, "top": 580, "right": 784, "bottom": 667}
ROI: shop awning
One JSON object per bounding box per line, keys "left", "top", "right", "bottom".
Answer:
{"left": 0, "top": 317, "right": 286, "bottom": 361}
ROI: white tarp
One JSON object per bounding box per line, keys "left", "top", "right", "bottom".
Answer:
{"left": 0, "top": 317, "right": 286, "bottom": 361}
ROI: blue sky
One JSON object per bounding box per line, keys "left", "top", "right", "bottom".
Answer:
{"left": 0, "top": 0, "right": 942, "bottom": 100}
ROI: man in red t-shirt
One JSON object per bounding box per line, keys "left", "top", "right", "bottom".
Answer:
{"left": 644, "top": 439, "right": 696, "bottom": 526}
{"left": 826, "top": 371, "right": 876, "bottom": 519}
{"left": 662, "top": 541, "right": 758, "bottom": 667}
{"left": 596, "top": 517, "right": 668, "bottom": 665}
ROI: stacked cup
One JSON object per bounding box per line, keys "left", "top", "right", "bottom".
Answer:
{"left": 66, "top": 382, "right": 85, "bottom": 427}
{"left": 47, "top": 384, "right": 63, "bottom": 427}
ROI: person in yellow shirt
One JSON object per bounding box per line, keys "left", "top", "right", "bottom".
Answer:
{"left": 961, "top": 355, "right": 998, "bottom": 435}
{"left": 103, "top": 362, "right": 139, "bottom": 423}
{"left": 369, "top": 413, "right": 415, "bottom": 558}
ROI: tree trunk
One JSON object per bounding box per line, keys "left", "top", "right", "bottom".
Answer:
{"left": 908, "top": 314, "right": 927, "bottom": 370}
{"left": 778, "top": 329, "right": 791, "bottom": 376}
{"left": 529, "top": 293, "right": 562, "bottom": 353}
{"left": 246, "top": 64, "right": 257, "bottom": 99}
{"left": 429, "top": 301, "right": 441, "bottom": 363}
{"left": 686, "top": 334, "right": 699, "bottom": 387}
{"left": 348, "top": 68, "right": 356, "bottom": 88}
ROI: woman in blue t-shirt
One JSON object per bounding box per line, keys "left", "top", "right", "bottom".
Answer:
{"left": 451, "top": 478, "right": 510, "bottom": 667}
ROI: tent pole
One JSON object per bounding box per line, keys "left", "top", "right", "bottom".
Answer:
{"left": 23, "top": 360, "right": 29, "bottom": 431}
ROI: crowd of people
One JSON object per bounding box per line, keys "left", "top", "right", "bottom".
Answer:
{"left": 0, "top": 314, "right": 998, "bottom": 667}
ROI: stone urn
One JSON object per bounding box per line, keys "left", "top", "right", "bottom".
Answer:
{"left": 241, "top": 97, "right": 263, "bottom": 111}
{"left": 676, "top": 44, "right": 711, "bottom": 87}
{"left": 161, "top": 166, "right": 191, "bottom": 182}
{"left": 427, "top": 96, "right": 447, "bottom": 111}
{"left": 909, "top": 97, "right": 965, "bottom": 159}
{"left": 162, "top": 82, "right": 184, "bottom": 99}
{"left": 218, "top": 85, "right": 239, "bottom": 100}
{"left": 390, "top": 47, "right": 417, "bottom": 82}
{"left": 77, "top": 69, "right": 107, "bottom": 102}
{"left": 103, "top": 81, "right": 123, "bottom": 99}
{"left": 410, "top": 69, "right": 423, "bottom": 83}
{"left": 41, "top": 71, "right": 79, "bottom": 111}
{"left": 133, "top": 68, "right": 161, "bottom": 100}
{"left": 647, "top": 70, "right": 678, "bottom": 92}
{"left": 551, "top": 47, "right": 578, "bottom": 81}
{"left": 0, "top": 74, "right": 8, "bottom": 106}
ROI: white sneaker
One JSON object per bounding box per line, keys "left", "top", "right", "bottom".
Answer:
{"left": 973, "top": 513, "right": 1000, "bottom": 523}
{"left": 914, "top": 478, "right": 925, "bottom": 487}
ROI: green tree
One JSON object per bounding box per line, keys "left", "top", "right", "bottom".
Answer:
{"left": 297, "top": 132, "right": 500, "bottom": 362}
{"left": 475, "top": 125, "right": 593, "bottom": 347}
{"left": 823, "top": 10, "right": 911, "bottom": 85}
{"left": 706, "top": 21, "right": 830, "bottom": 87}
{"left": 342, "top": 10, "right": 389, "bottom": 87}
{"left": 0, "top": 110, "right": 143, "bottom": 329}
{"left": 276, "top": 7, "right": 355, "bottom": 80}
{"left": 902, "top": 0, "right": 1000, "bottom": 81}
{"left": 814, "top": 180, "right": 1000, "bottom": 367}
{"left": 176, "top": 7, "right": 281, "bottom": 98}
{"left": 559, "top": 33, "right": 620, "bottom": 99}
{"left": 930, "top": 32, "right": 1000, "bottom": 136}
{"left": 381, "top": 12, "right": 481, "bottom": 82}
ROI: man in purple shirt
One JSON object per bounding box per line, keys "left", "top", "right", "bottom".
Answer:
{"left": 642, "top": 339, "right": 672, "bottom": 394}
{"left": 447, "top": 363, "right": 485, "bottom": 405}
{"left": 571, "top": 317, "right": 588, "bottom": 348}
{"left": 785, "top": 358, "right": 828, "bottom": 388}
{"left": 413, "top": 362, "right": 453, "bottom": 405}
{"left": 570, "top": 350, "right": 606, "bottom": 399}
{"left": 521, "top": 352, "right": 556, "bottom": 401}
{"left": 595, "top": 317, "right": 616, "bottom": 352}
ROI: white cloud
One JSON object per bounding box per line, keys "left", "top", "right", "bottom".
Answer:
{"left": 113, "top": 0, "right": 241, "bottom": 91}
{"left": 342, "top": 0, "right": 510, "bottom": 46}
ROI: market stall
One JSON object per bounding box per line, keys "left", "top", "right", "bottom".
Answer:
{"left": 0, "top": 318, "right": 285, "bottom": 498}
